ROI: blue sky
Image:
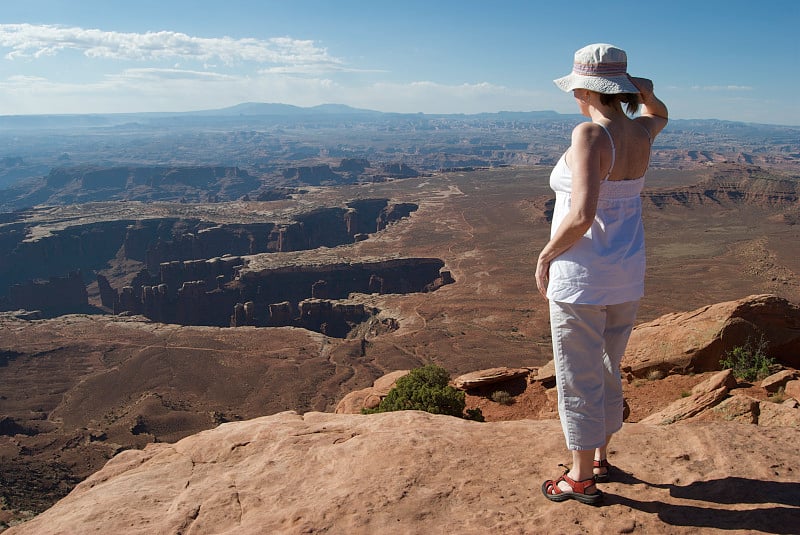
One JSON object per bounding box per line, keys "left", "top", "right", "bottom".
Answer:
{"left": 1, "top": 0, "right": 798, "bottom": 125}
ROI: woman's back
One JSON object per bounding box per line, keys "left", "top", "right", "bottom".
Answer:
{"left": 594, "top": 117, "right": 653, "bottom": 181}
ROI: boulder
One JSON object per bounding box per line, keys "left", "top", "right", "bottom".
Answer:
{"left": 692, "top": 368, "right": 737, "bottom": 394}
{"left": 371, "top": 370, "right": 411, "bottom": 396}
{"left": 451, "top": 367, "right": 530, "bottom": 390}
{"left": 623, "top": 294, "right": 800, "bottom": 378}
{"left": 785, "top": 380, "right": 800, "bottom": 402}
{"left": 532, "top": 360, "right": 556, "bottom": 386}
{"left": 334, "top": 370, "right": 409, "bottom": 414}
{"left": 760, "top": 369, "right": 798, "bottom": 392}
{"left": 639, "top": 369, "right": 735, "bottom": 425}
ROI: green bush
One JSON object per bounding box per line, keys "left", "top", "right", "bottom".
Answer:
{"left": 719, "top": 335, "right": 775, "bottom": 382}
{"left": 363, "top": 364, "right": 482, "bottom": 420}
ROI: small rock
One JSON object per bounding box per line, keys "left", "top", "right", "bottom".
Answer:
{"left": 785, "top": 380, "right": 800, "bottom": 402}
{"left": 533, "top": 360, "right": 556, "bottom": 386}
{"left": 692, "top": 369, "right": 736, "bottom": 394}
{"left": 451, "top": 367, "right": 529, "bottom": 390}
{"left": 760, "top": 369, "right": 798, "bottom": 392}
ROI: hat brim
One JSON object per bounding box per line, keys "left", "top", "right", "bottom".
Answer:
{"left": 553, "top": 73, "right": 639, "bottom": 94}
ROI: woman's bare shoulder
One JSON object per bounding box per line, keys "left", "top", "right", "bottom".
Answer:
{"left": 571, "top": 121, "right": 607, "bottom": 144}
{"left": 633, "top": 114, "right": 668, "bottom": 139}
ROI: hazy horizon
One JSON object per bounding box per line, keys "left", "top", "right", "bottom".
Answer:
{"left": 2, "top": 102, "right": 798, "bottom": 130}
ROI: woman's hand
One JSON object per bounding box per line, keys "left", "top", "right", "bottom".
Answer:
{"left": 629, "top": 75, "right": 668, "bottom": 134}
{"left": 629, "top": 76, "right": 654, "bottom": 100}
{"left": 535, "top": 255, "right": 550, "bottom": 299}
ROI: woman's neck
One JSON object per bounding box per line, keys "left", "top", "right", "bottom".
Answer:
{"left": 588, "top": 103, "right": 626, "bottom": 124}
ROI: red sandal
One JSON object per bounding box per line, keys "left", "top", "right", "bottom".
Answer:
{"left": 542, "top": 472, "right": 603, "bottom": 505}
{"left": 593, "top": 459, "right": 612, "bottom": 483}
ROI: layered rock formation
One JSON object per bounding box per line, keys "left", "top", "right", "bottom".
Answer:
{"left": 105, "top": 256, "right": 452, "bottom": 336}
{"left": 282, "top": 160, "right": 422, "bottom": 185}
{"left": 0, "top": 199, "right": 420, "bottom": 315}
{"left": 9, "top": 165, "right": 261, "bottom": 206}
{"left": 643, "top": 165, "right": 799, "bottom": 209}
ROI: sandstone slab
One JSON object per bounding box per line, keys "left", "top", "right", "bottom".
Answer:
{"left": 451, "top": 367, "right": 530, "bottom": 390}
{"left": 8, "top": 411, "right": 800, "bottom": 535}
{"left": 639, "top": 370, "right": 735, "bottom": 425}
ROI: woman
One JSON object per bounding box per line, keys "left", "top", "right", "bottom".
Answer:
{"left": 537, "top": 43, "right": 668, "bottom": 504}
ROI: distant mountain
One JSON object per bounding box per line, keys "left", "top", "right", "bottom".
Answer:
{"left": 4, "top": 103, "right": 798, "bottom": 131}
{"left": 191, "top": 102, "right": 307, "bottom": 116}
{"left": 0, "top": 106, "right": 568, "bottom": 134}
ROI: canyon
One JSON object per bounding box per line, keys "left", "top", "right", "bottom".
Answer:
{"left": 0, "top": 106, "right": 799, "bottom": 531}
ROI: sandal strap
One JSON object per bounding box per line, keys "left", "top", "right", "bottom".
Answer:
{"left": 593, "top": 459, "right": 610, "bottom": 469}
{"left": 543, "top": 474, "right": 566, "bottom": 495}
{"left": 545, "top": 473, "right": 598, "bottom": 496}
{"left": 561, "top": 473, "right": 598, "bottom": 494}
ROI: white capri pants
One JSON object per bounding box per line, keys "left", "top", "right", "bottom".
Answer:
{"left": 549, "top": 299, "right": 639, "bottom": 451}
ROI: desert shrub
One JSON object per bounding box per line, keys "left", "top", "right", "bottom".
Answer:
{"left": 646, "top": 369, "right": 666, "bottom": 381}
{"left": 491, "top": 390, "right": 515, "bottom": 405}
{"left": 767, "top": 387, "right": 786, "bottom": 404}
{"left": 363, "top": 364, "right": 479, "bottom": 420}
{"left": 719, "top": 335, "right": 775, "bottom": 382}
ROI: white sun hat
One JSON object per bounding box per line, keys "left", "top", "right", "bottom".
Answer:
{"left": 554, "top": 43, "right": 640, "bottom": 94}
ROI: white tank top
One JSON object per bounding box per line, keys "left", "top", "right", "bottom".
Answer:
{"left": 546, "top": 125, "right": 646, "bottom": 305}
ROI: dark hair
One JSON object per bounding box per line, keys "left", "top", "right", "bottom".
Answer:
{"left": 599, "top": 92, "right": 641, "bottom": 115}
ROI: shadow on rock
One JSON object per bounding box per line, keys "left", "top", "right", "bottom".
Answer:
{"left": 605, "top": 471, "right": 800, "bottom": 534}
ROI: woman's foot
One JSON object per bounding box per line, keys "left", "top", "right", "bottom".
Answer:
{"left": 593, "top": 459, "right": 612, "bottom": 483}
{"left": 542, "top": 472, "right": 603, "bottom": 505}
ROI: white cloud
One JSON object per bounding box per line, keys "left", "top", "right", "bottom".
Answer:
{"left": 0, "top": 23, "right": 342, "bottom": 69}
{"left": 259, "top": 65, "right": 386, "bottom": 75}
{"left": 110, "top": 68, "right": 237, "bottom": 82}
{"left": 0, "top": 23, "right": 560, "bottom": 116}
{"left": 690, "top": 85, "right": 754, "bottom": 91}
